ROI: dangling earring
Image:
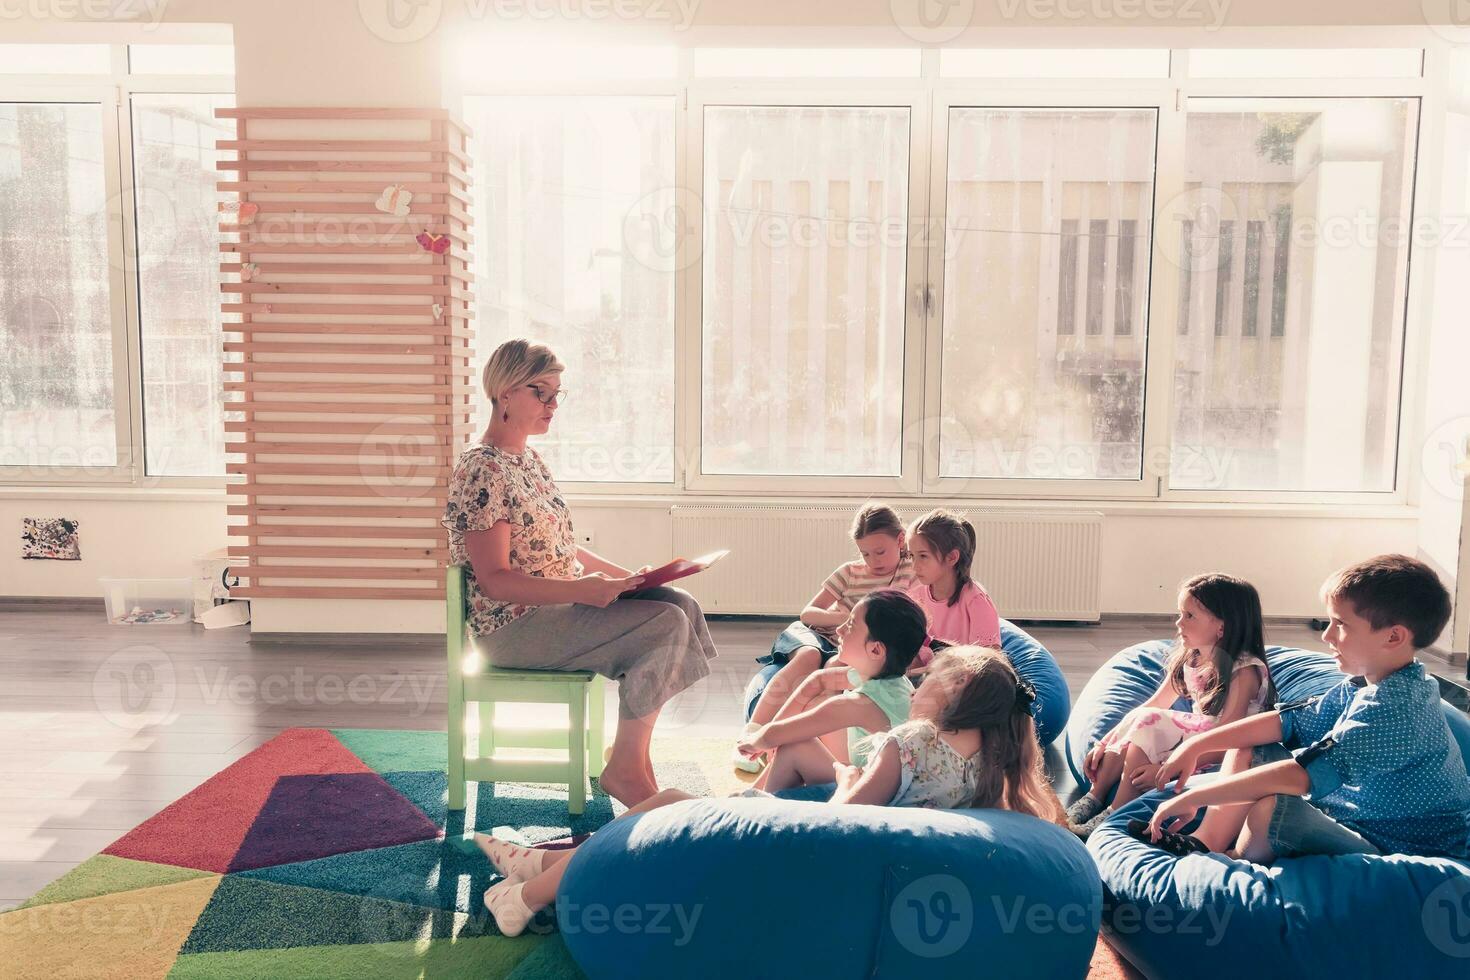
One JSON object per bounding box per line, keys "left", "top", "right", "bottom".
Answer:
{"left": 501, "top": 409, "right": 509, "bottom": 423}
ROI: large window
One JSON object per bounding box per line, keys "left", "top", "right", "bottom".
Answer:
{"left": 700, "top": 105, "right": 911, "bottom": 477}
{"left": 133, "top": 93, "right": 233, "bottom": 477}
{"left": 465, "top": 95, "right": 677, "bottom": 483}
{"left": 0, "top": 103, "right": 118, "bottom": 471}
{"left": 0, "top": 44, "right": 232, "bottom": 483}
{"left": 0, "top": 43, "right": 1432, "bottom": 506}
{"left": 1170, "top": 99, "right": 1418, "bottom": 492}
{"left": 470, "top": 54, "right": 1429, "bottom": 498}
{"left": 938, "top": 108, "right": 1156, "bottom": 481}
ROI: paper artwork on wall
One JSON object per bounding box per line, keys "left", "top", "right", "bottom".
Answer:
{"left": 375, "top": 184, "right": 412, "bottom": 217}
{"left": 220, "top": 201, "right": 259, "bottom": 225}
{"left": 415, "top": 231, "right": 449, "bottom": 254}
{"left": 22, "top": 517, "right": 80, "bottom": 560}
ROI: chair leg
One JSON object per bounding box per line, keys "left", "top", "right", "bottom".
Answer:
{"left": 588, "top": 674, "right": 607, "bottom": 779}
{"left": 567, "top": 683, "right": 587, "bottom": 817}
{"left": 448, "top": 698, "right": 466, "bottom": 811}
{"left": 477, "top": 700, "right": 496, "bottom": 761}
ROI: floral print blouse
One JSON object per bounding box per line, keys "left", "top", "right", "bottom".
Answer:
{"left": 870, "top": 723, "right": 982, "bottom": 809}
{"left": 442, "top": 444, "right": 582, "bottom": 636}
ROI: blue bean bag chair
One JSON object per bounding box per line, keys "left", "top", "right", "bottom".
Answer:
{"left": 1069, "top": 640, "right": 1470, "bottom": 978}
{"left": 742, "top": 619, "right": 1072, "bottom": 747}
{"left": 556, "top": 797, "right": 1102, "bottom": 979}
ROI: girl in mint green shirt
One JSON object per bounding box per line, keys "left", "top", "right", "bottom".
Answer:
{"left": 736, "top": 590, "right": 926, "bottom": 791}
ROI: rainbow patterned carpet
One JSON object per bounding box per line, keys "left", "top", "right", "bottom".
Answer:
{"left": 1, "top": 727, "right": 747, "bottom": 980}
{"left": 4, "top": 728, "right": 1137, "bottom": 979}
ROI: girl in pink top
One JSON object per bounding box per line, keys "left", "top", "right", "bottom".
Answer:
{"left": 905, "top": 510, "right": 1002, "bottom": 659}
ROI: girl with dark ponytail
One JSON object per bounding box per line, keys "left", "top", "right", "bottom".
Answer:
{"left": 906, "top": 509, "right": 1002, "bottom": 650}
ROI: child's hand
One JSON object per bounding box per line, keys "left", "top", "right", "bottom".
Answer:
{"left": 1147, "top": 790, "right": 1203, "bottom": 840}
{"left": 1129, "top": 763, "right": 1162, "bottom": 790}
{"left": 1083, "top": 734, "right": 1114, "bottom": 781}
{"left": 1154, "top": 740, "right": 1203, "bottom": 793}
{"left": 735, "top": 727, "right": 769, "bottom": 758}
{"left": 833, "top": 762, "right": 861, "bottom": 789}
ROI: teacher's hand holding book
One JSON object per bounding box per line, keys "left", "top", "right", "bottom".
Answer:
{"left": 577, "top": 572, "right": 644, "bottom": 607}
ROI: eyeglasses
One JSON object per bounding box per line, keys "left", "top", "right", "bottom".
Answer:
{"left": 527, "top": 384, "right": 569, "bottom": 406}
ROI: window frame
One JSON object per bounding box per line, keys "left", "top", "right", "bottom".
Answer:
{"left": 681, "top": 85, "right": 932, "bottom": 496}
{"left": 921, "top": 87, "right": 1172, "bottom": 501}
{"left": 452, "top": 69, "right": 690, "bottom": 495}
{"left": 0, "top": 44, "right": 233, "bottom": 490}
{"left": 1, "top": 38, "right": 1443, "bottom": 511}
{"left": 1158, "top": 60, "right": 1429, "bottom": 505}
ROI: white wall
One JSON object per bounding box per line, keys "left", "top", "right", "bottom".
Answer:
{"left": 0, "top": 490, "right": 227, "bottom": 603}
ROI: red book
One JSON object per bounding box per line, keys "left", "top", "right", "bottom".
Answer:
{"left": 628, "top": 550, "right": 730, "bottom": 592}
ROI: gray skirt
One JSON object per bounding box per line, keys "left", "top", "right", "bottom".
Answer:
{"left": 471, "top": 586, "right": 718, "bottom": 720}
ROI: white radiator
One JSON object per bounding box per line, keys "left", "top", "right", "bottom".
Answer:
{"left": 670, "top": 505, "right": 1102, "bottom": 622}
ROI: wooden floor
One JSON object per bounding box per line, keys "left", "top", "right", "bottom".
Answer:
{"left": 0, "top": 606, "right": 1338, "bottom": 911}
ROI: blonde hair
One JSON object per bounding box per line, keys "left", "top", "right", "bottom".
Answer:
{"left": 850, "top": 502, "right": 905, "bottom": 541}
{"left": 889, "top": 646, "right": 1065, "bottom": 824}
{"left": 482, "top": 339, "right": 564, "bottom": 408}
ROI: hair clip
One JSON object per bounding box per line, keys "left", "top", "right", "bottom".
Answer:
{"left": 1014, "top": 677, "right": 1037, "bottom": 711}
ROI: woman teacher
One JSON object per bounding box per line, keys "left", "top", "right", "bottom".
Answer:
{"left": 443, "top": 339, "right": 718, "bottom": 807}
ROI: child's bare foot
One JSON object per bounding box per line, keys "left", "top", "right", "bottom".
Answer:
{"left": 473, "top": 834, "right": 546, "bottom": 881}
{"left": 598, "top": 764, "right": 657, "bottom": 807}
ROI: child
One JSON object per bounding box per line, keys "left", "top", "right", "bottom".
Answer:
{"left": 1136, "top": 555, "right": 1470, "bottom": 863}
{"left": 1067, "top": 574, "right": 1272, "bottom": 838}
{"left": 840, "top": 646, "right": 1065, "bottom": 819}
{"left": 736, "top": 589, "right": 926, "bottom": 791}
{"left": 906, "top": 509, "right": 1001, "bottom": 649}
{"left": 476, "top": 648, "right": 1061, "bottom": 937}
{"left": 735, "top": 503, "right": 915, "bottom": 771}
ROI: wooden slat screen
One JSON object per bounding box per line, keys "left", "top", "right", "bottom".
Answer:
{"left": 218, "top": 107, "right": 475, "bottom": 601}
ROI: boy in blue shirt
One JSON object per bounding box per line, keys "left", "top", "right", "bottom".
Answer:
{"left": 1131, "top": 554, "right": 1470, "bottom": 862}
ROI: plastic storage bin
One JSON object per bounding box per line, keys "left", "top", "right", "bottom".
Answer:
{"left": 101, "top": 578, "right": 193, "bottom": 625}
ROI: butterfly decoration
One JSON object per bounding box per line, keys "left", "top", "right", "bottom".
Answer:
{"left": 375, "top": 184, "right": 412, "bottom": 217}
{"left": 240, "top": 262, "right": 259, "bottom": 282}
{"left": 221, "top": 201, "right": 259, "bottom": 226}
{"left": 416, "top": 231, "right": 450, "bottom": 254}
{"left": 432, "top": 303, "right": 443, "bottom": 320}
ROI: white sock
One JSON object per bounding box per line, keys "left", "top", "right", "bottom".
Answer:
{"left": 484, "top": 879, "right": 537, "bottom": 937}
{"left": 473, "top": 834, "right": 546, "bottom": 882}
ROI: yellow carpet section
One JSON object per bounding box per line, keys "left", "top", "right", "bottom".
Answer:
{"left": 0, "top": 875, "right": 221, "bottom": 980}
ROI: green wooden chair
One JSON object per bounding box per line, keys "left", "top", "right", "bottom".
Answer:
{"left": 446, "top": 564, "right": 607, "bottom": 815}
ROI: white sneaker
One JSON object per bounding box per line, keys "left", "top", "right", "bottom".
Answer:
{"left": 732, "top": 721, "right": 764, "bottom": 773}
{"left": 732, "top": 746, "right": 764, "bottom": 774}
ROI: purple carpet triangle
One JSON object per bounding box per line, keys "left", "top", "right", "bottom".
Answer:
{"left": 226, "top": 771, "right": 442, "bottom": 873}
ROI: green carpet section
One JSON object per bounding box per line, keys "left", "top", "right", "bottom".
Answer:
{"left": 505, "top": 935, "right": 587, "bottom": 979}
{"left": 330, "top": 729, "right": 448, "bottom": 776}
{"left": 180, "top": 876, "right": 490, "bottom": 954}
{"left": 18, "top": 853, "right": 213, "bottom": 910}
{"left": 167, "top": 933, "right": 564, "bottom": 980}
